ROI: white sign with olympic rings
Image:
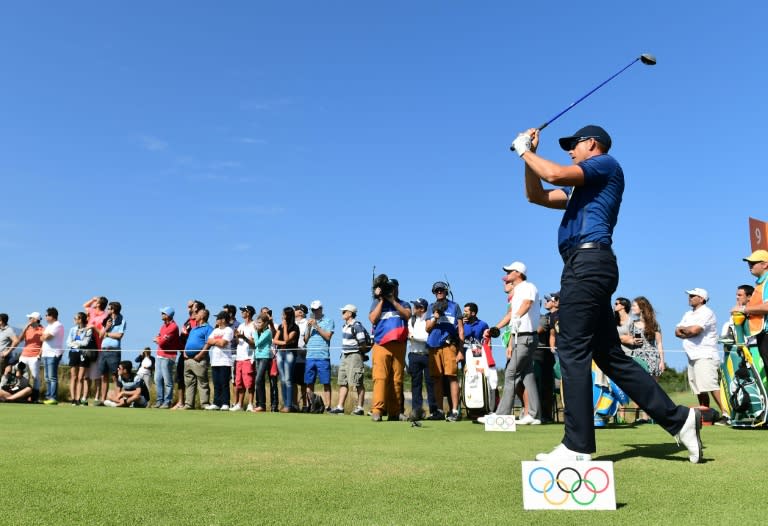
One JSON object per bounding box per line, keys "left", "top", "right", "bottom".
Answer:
{"left": 484, "top": 415, "right": 516, "bottom": 432}
{"left": 521, "top": 461, "right": 616, "bottom": 510}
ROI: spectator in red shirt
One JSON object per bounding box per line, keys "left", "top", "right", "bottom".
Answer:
{"left": 153, "top": 307, "right": 180, "bottom": 408}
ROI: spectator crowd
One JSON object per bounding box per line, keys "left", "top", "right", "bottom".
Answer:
{"left": 4, "top": 252, "right": 767, "bottom": 429}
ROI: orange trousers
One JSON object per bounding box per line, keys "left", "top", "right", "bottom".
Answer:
{"left": 371, "top": 341, "right": 406, "bottom": 417}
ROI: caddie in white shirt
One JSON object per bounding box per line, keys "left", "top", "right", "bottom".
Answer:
{"left": 486, "top": 261, "right": 541, "bottom": 424}
{"left": 675, "top": 288, "right": 728, "bottom": 423}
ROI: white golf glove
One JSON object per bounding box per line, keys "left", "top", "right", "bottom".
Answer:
{"left": 511, "top": 133, "right": 531, "bottom": 157}
{"left": 510, "top": 316, "right": 521, "bottom": 333}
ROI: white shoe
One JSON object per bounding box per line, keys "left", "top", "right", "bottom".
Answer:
{"left": 204, "top": 404, "right": 220, "bottom": 411}
{"left": 246, "top": 404, "right": 255, "bottom": 412}
{"left": 675, "top": 407, "right": 703, "bottom": 463}
{"left": 476, "top": 413, "right": 496, "bottom": 424}
{"left": 220, "top": 405, "right": 230, "bottom": 411}
{"left": 517, "top": 414, "right": 541, "bottom": 425}
{"left": 103, "top": 400, "right": 118, "bottom": 407}
{"left": 229, "top": 404, "right": 242, "bottom": 412}
{"left": 535, "top": 443, "right": 592, "bottom": 462}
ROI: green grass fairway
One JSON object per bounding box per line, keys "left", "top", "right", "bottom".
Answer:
{"left": 3, "top": 403, "right": 765, "bottom": 525}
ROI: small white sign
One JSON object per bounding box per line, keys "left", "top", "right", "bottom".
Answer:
{"left": 521, "top": 461, "right": 616, "bottom": 510}
{"left": 484, "top": 415, "right": 516, "bottom": 432}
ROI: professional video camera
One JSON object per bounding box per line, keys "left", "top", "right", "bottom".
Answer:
{"left": 372, "top": 273, "right": 395, "bottom": 299}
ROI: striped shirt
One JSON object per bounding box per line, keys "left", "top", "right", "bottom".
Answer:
{"left": 342, "top": 320, "right": 366, "bottom": 354}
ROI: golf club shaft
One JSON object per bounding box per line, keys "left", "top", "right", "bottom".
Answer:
{"left": 537, "top": 56, "right": 641, "bottom": 131}
{"left": 510, "top": 54, "right": 654, "bottom": 151}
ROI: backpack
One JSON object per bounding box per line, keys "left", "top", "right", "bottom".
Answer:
{"left": 309, "top": 393, "right": 325, "bottom": 414}
{"left": 352, "top": 321, "right": 372, "bottom": 355}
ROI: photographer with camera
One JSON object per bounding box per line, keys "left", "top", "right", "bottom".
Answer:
{"left": 426, "top": 281, "right": 464, "bottom": 422}
{"left": 368, "top": 274, "right": 411, "bottom": 422}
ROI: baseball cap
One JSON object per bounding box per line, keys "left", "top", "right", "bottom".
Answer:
{"left": 293, "top": 304, "right": 308, "bottom": 314}
{"left": 411, "top": 298, "right": 428, "bottom": 310}
{"left": 26, "top": 312, "right": 41, "bottom": 320}
{"left": 216, "top": 310, "right": 230, "bottom": 320}
{"left": 310, "top": 300, "right": 322, "bottom": 310}
{"left": 558, "top": 125, "right": 612, "bottom": 152}
{"left": 160, "top": 306, "right": 175, "bottom": 317}
{"left": 240, "top": 305, "right": 256, "bottom": 316}
{"left": 743, "top": 249, "right": 768, "bottom": 263}
{"left": 502, "top": 261, "right": 527, "bottom": 275}
{"left": 339, "top": 304, "right": 358, "bottom": 314}
{"left": 686, "top": 288, "right": 709, "bottom": 301}
{"left": 544, "top": 291, "right": 560, "bottom": 301}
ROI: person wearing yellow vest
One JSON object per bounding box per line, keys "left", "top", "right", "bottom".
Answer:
{"left": 736, "top": 250, "right": 768, "bottom": 368}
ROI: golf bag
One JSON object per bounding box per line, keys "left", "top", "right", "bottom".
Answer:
{"left": 720, "top": 339, "right": 768, "bottom": 428}
{"left": 592, "top": 361, "right": 630, "bottom": 428}
{"left": 462, "top": 337, "right": 498, "bottom": 417}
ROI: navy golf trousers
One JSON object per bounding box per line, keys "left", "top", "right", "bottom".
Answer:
{"left": 557, "top": 248, "right": 689, "bottom": 453}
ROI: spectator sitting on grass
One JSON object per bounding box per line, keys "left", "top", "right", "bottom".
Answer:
{"left": 104, "top": 361, "right": 149, "bottom": 408}
{"left": 0, "top": 362, "right": 32, "bottom": 402}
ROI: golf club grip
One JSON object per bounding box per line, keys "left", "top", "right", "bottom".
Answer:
{"left": 509, "top": 127, "right": 543, "bottom": 152}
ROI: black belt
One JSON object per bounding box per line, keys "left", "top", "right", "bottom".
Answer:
{"left": 515, "top": 332, "right": 535, "bottom": 336}
{"left": 561, "top": 242, "right": 612, "bottom": 262}
{"left": 409, "top": 351, "right": 428, "bottom": 355}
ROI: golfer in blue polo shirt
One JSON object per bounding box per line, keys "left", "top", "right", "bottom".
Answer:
{"left": 511, "top": 124, "right": 702, "bottom": 463}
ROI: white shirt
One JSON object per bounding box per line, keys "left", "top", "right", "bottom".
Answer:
{"left": 677, "top": 305, "right": 719, "bottom": 361}
{"left": 295, "top": 318, "right": 308, "bottom": 362}
{"left": 408, "top": 314, "right": 428, "bottom": 353}
{"left": 509, "top": 281, "right": 539, "bottom": 333}
{"left": 235, "top": 322, "right": 255, "bottom": 361}
{"left": 209, "top": 326, "right": 234, "bottom": 367}
{"left": 41, "top": 321, "right": 65, "bottom": 358}
{"left": 137, "top": 356, "right": 153, "bottom": 376}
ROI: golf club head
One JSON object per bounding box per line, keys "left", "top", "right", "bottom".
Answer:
{"left": 640, "top": 53, "right": 657, "bottom": 65}
{"left": 489, "top": 326, "right": 501, "bottom": 338}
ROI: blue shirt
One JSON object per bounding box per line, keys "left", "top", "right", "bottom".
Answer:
{"left": 426, "top": 300, "right": 461, "bottom": 348}
{"left": 463, "top": 318, "right": 489, "bottom": 344}
{"left": 558, "top": 154, "right": 623, "bottom": 255}
{"left": 306, "top": 317, "right": 334, "bottom": 360}
{"left": 184, "top": 323, "right": 213, "bottom": 357}
{"left": 102, "top": 315, "right": 126, "bottom": 350}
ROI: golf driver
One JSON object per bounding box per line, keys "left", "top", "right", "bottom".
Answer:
{"left": 511, "top": 53, "right": 656, "bottom": 151}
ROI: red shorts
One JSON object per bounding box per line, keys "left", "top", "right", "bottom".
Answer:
{"left": 235, "top": 360, "right": 255, "bottom": 390}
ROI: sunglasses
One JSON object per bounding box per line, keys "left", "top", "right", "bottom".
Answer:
{"left": 566, "top": 136, "right": 598, "bottom": 150}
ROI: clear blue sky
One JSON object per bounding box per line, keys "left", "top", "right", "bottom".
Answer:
{"left": 1, "top": 2, "right": 765, "bottom": 369}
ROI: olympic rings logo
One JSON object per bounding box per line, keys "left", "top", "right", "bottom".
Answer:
{"left": 528, "top": 466, "right": 611, "bottom": 506}
{"left": 492, "top": 416, "right": 515, "bottom": 429}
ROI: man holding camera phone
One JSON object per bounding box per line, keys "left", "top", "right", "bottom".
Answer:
{"left": 368, "top": 275, "right": 411, "bottom": 422}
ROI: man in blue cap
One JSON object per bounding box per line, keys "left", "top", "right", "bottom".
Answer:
{"left": 511, "top": 125, "right": 702, "bottom": 463}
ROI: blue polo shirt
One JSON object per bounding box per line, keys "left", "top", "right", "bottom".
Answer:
{"left": 463, "top": 318, "right": 489, "bottom": 344}
{"left": 306, "top": 317, "right": 334, "bottom": 360}
{"left": 102, "top": 315, "right": 126, "bottom": 350}
{"left": 426, "top": 300, "right": 461, "bottom": 348}
{"left": 184, "top": 323, "right": 213, "bottom": 358}
{"left": 558, "top": 154, "right": 623, "bottom": 256}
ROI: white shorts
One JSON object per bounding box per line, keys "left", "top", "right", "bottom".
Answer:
{"left": 687, "top": 358, "right": 720, "bottom": 394}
